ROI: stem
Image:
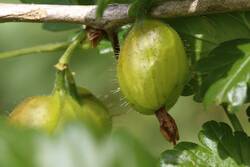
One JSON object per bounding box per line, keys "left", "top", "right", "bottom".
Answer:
{"left": 0, "top": 42, "right": 69, "bottom": 60}
{"left": 53, "top": 70, "right": 66, "bottom": 94}
{"left": 222, "top": 105, "right": 244, "bottom": 132}
{"left": 65, "top": 68, "right": 80, "bottom": 101}
{"left": 55, "top": 31, "right": 85, "bottom": 71}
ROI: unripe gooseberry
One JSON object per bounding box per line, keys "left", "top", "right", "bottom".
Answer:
{"left": 8, "top": 91, "right": 85, "bottom": 133}
{"left": 117, "top": 19, "right": 189, "bottom": 115}
{"left": 9, "top": 93, "right": 61, "bottom": 133}
{"left": 77, "top": 87, "right": 112, "bottom": 134}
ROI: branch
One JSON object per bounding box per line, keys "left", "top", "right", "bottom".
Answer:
{"left": 0, "top": 0, "right": 250, "bottom": 29}
{"left": 0, "top": 42, "right": 69, "bottom": 60}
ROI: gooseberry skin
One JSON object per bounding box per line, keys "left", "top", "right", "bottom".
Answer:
{"left": 8, "top": 92, "right": 84, "bottom": 133}
{"left": 78, "top": 87, "right": 112, "bottom": 133}
{"left": 9, "top": 94, "right": 61, "bottom": 133}
{"left": 56, "top": 94, "right": 82, "bottom": 127}
{"left": 9, "top": 87, "right": 112, "bottom": 134}
{"left": 117, "top": 20, "right": 189, "bottom": 115}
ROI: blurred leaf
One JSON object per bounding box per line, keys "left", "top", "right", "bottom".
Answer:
{"left": 95, "top": 24, "right": 131, "bottom": 54}
{"left": 0, "top": 120, "right": 37, "bottom": 167}
{"left": 100, "top": 130, "right": 157, "bottom": 167}
{"left": 118, "top": 24, "right": 131, "bottom": 42}
{"left": 128, "top": 0, "right": 153, "bottom": 19}
{"left": 169, "top": 12, "right": 250, "bottom": 62}
{"left": 197, "top": 39, "right": 250, "bottom": 112}
{"left": 97, "top": 40, "right": 113, "bottom": 54}
{"left": 42, "top": 23, "right": 81, "bottom": 32}
{"left": 160, "top": 121, "right": 250, "bottom": 167}
{"left": 96, "top": 0, "right": 111, "bottom": 18}
{"left": 0, "top": 120, "right": 156, "bottom": 167}
{"left": 247, "top": 106, "right": 250, "bottom": 122}
{"left": 181, "top": 77, "right": 198, "bottom": 96}
{"left": 168, "top": 12, "right": 250, "bottom": 101}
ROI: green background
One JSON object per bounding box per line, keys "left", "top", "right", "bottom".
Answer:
{"left": 0, "top": 0, "right": 249, "bottom": 157}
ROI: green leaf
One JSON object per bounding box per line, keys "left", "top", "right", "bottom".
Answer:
{"left": 96, "top": 40, "right": 113, "bottom": 54}
{"left": 0, "top": 120, "right": 156, "bottom": 167}
{"left": 246, "top": 106, "right": 250, "bottom": 122}
{"left": 128, "top": 0, "right": 153, "bottom": 19}
{"left": 198, "top": 39, "right": 250, "bottom": 112}
{"left": 168, "top": 12, "right": 250, "bottom": 104}
{"left": 181, "top": 77, "right": 198, "bottom": 96}
{"left": 169, "top": 12, "right": 250, "bottom": 62}
{"left": 96, "top": 0, "right": 111, "bottom": 18}
{"left": 160, "top": 121, "right": 250, "bottom": 167}
{"left": 0, "top": 120, "right": 36, "bottom": 167}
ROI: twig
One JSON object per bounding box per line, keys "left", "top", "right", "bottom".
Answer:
{"left": 0, "top": 0, "right": 250, "bottom": 29}
{"left": 0, "top": 42, "right": 69, "bottom": 60}
{"left": 55, "top": 31, "right": 85, "bottom": 70}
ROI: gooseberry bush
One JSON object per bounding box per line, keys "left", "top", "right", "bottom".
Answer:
{"left": 0, "top": 0, "right": 250, "bottom": 167}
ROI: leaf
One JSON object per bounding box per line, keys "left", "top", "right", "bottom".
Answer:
{"left": 198, "top": 39, "right": 250, "bottom": 112}
{"left": 169, "top": 12, "right": 250, "bottom": 62}
{"left": 128, "top": 0, "right": 153, "bottom": 19}
{"left": 246, "top": 106, "right": 250, "bottom": 123}
{"left": 181, "top": 77, "right": 198, "bottom": 96}
{"left": 168, "top": 12, "right": 250, "bottom": 104}
{"left": 0, "top": 120, "right": 156, "bottom": 167}
{"left": 96, "top": 0, "right": 111, "bottom": 18}
{"left": 101, "top": 130, "right": 157, "bottom": 167}
{"left": 0, "top": 120, "right": 36, "bottom": 167}
{"left": 160, "top": 121, "right": 250, "bottom": 167}
{"left": 97, "top": 40, "right": 113, "bottom": 54}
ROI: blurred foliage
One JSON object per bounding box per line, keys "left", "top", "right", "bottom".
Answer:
{"left": 128, "top": 0, "right": 153, "bottom": 18}
{"left": 0, "top": 119, "right": 157, "bottom": 167}
{"left": 1, "top": 118, "right": 249, "bottom": 167}
{"left": 247, "top": 106, "right": 250, "bottom": 122}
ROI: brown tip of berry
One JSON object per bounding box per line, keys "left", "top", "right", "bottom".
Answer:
{"left": 155, "top": 107, "right": 179, "bottom": 145}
